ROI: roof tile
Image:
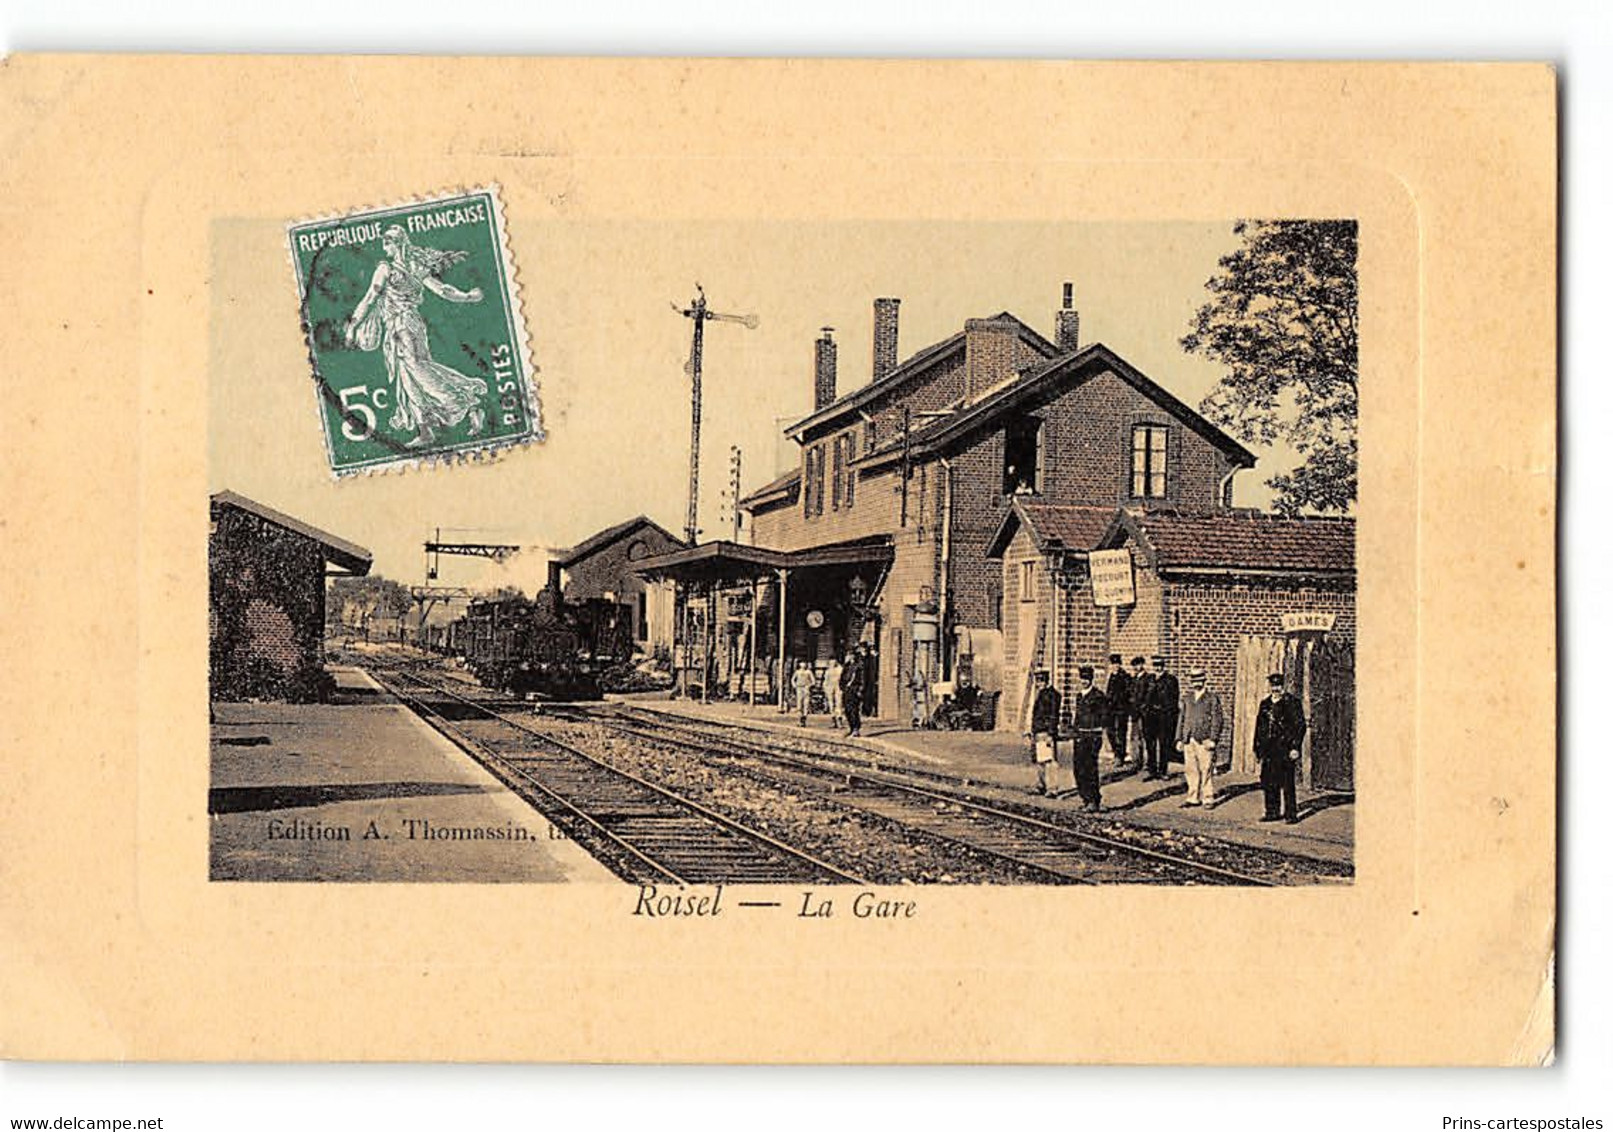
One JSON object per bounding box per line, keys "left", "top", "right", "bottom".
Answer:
{"left": 1132, "top": 511, "right": 1354, "bottom": 573}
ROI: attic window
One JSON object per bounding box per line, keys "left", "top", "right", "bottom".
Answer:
{"left": 1003, "top": 418, "right": 1044, "bottom": 495}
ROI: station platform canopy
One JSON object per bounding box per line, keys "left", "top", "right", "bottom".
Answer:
{"left": 633, "top": 535, "right": 893, "bottom": 588}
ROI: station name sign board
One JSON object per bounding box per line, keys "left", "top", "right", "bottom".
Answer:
{"left": 1282, "top": 611, "right": 1337, "bottom": 633}
{"left": 1089, "top": 549, "right": 1136, "bottom": 607}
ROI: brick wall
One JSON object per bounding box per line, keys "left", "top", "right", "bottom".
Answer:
{"left": 996, "top": 531, "right": 1112, "bottom": 730}
{"left": 1052, "top": 558, "right": 1110, "bottom": 704}
{"left": 209, "top": 509, "right": 328, "bottom": 702}
{"left": 561, "top": 524, "right": 685, "bottom": 646}
{"left": 1110, "top": 554, "right": 1166, "bottom": 664}
{"left": 1036, "top": 367, "right": 1235, "bottom": 508}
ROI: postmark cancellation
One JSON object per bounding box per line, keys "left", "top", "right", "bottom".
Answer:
{"left": 287, "top": 185, "right": 540, "bottom": 475}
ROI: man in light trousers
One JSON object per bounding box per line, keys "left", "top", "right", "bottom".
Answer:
{"left": 1175, "top": 666, "right": 1224, "bottom": 807}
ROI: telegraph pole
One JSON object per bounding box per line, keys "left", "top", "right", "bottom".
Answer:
{"left": 728, "top": 445, "right": 743, "bottom": 541}
{"left": 673, "top": 285, "right": 757, "bottom": 547}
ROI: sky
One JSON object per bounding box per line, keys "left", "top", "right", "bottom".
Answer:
{"left": 210, "top": 217, "right": 1283, "bottom": 590}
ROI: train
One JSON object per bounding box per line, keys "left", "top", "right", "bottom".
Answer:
{"left": 423, "top": 588, "right": 635, "bottom": 700}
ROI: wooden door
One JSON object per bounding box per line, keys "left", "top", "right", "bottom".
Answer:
{"left": 1307, "top": 638, "right": 1355, "bottom": 791}
{"left": 1233, "top": 633, "right": 1355, "bottom": 791}
{"left": 1008, "top": 600, "right": 1041, "bottom": 730}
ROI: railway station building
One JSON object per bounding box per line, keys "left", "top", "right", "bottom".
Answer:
{"left": 209, "top": 490, "right": 373, "bottom": 702}
{"left": 637, "top": 286, "right": 1278, "bottom": 725}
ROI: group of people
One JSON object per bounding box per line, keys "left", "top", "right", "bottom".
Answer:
{"left": 788, "top": 644, "right": 875, "bottom": 737}
{"left": 1024, "top": 655, "right": 1309, "bottom": 823}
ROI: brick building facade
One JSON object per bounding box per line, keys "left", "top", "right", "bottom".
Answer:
{"left": 641, "top": 286, "right": 1257, "bottom": 722}
{"left": 209, "top": 491, "right": 372, "bottom": 702}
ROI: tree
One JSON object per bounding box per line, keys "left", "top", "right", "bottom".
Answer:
{"left": 1182, "top": 220, "right": 1358, "bottom": 514}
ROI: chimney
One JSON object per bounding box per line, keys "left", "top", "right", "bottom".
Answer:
{"left": 963, "top": 316, "right": 1023, "bottom": 402}
{"left": 872, "top": 297, "right": 900, "bottom": 383}
{"left": 813, "top": 327, "right": 838, "bottom": 411}
{"left": 1055, "top": 282, "right": 1080, "bottom": 352}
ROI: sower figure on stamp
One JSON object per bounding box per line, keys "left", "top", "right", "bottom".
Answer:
{"left": 1022, "top": 668, "right": 1061, "bottom": 796}
{"left": 1103, "top": 653, "right": 1133, "bottom": 770}
{"left": 1142, "top": 654, "right": 1180, "bottom": 781}
{"left": 345, "top": 225, "right": 488, "bottom": 449}
{"left": 1175, "top": 666, "right": 1224, "bottom": 808}
{"left": 1069, "top": 665, "right": 1107, "bottom": 811}
{"left": 839, "top": 651, "right": 864, "bottom": 737}
{"left": 1254, "top": 672, "right": 1308, "bottom": 823}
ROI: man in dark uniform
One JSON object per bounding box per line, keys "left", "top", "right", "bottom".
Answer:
{"left": 1127, "top": 655, "right": 1150, "bottom": 767}
{"left": 1102, "top": 653, "right": 1133, "bottom": 769}
{"left": 1254, "top": 672, "right": 1308, "bottom": 823}
{"left": 839, "top": 650, "right": 864, "bottom": 737}
{"left": 1069, "top": 665, "right": 1108, "bottom": 812}
{"left": 857, "top": 642, "right": 878, "bottom": 718}
{"left": 1023, "top": 668, "right": 1062, "bottom": 795}
{"left": 1142, "top": 654, "right": 1180, "bottom": 781}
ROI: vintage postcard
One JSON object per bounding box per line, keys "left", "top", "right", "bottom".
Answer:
{"left": 0, "top": 58, "right": 1555, "bottom": 1063}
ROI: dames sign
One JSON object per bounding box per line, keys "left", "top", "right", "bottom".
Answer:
{"left": 1089, "top": 549, "right": 1136, "bottom": 607}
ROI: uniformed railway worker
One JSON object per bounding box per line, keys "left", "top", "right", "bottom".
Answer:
{"left": 1103, "top": 653, "right": 1133, "bottom": 769}
{"left": 1141, "top": 654, "right": 1180, "bottom": 781}
{"left": 1023, "top": 668, "right": 1061, "bottom": 796}
{"left": 1254, "top": 672, "right": 1308, "bottom": 823}
{"left": 1069, "top": 665, "right": 1108, "bottom": 812}
{"left": 1126, "top": 655, "right": 1149, "bottom": 765}
{"left": 839, "top": 651, "right": 864, "bottom": 737}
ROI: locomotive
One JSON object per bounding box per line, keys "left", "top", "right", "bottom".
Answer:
{"left": 447, "top": 587, "right": 633, "bottom": 700}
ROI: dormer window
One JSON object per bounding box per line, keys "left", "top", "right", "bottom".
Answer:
{"left": 1132, "top": 424, "right": 1169, "bottom": 499}
{"left": 1003, "top": 417, "right": 1044, "bottom": 496}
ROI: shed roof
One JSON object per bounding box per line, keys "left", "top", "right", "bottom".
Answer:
{"left": 737, "top": 467, "right": 802, "bottom": 510}
{"left": 633, "top": 535, "right": 893, "bottom": 587}
{"left": 984, "top": 500, "right": 1119, "bottom": 559}
{"left": 1101, "top": 509, "right": 1355, "bottom": 575}
{"left": 552, "top": 514, "right": 685, "bottom": 568}
{"left": 210, "top": 490, "right": 373, "bottom": 575}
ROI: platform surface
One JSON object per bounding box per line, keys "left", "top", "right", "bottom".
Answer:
{"left": 210, "top": 667, "right": 617, "bottom": 882}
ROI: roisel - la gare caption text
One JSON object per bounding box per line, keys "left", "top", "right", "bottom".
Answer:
{"left": 633, "top": 885, "right": 918, "bottom": 920}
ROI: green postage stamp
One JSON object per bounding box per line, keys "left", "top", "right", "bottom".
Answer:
{"left": 287, "top": 186, "right": 540, "bottom": 474}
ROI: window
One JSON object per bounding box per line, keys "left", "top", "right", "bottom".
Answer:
{"left": 1003, "top": 418, "right": 1044, "bottom": 496}
{"left": 1132, "top": 424, "right": 1169, "bottom": 498}
{"left": 1019, "top": 559, "right": 1036, "bottom": 600}
{"left": 831, "top": 436, "right": 845, "bottom": 509}
{"left": 843, "top": 433, "right": 856, "bottom": 509}
{"left": 803, "top": 444, "right": 826, "bottom": 517}
{"left": 636, "top": 591, "right": 647, "bottom": 640}
{"left": 865, "top": 420, "right": 878, "bottom": 455}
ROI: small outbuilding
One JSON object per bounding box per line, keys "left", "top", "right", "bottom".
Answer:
{"left": 547, "top": 515, "right": 686, "bottom": 659}
{"left": 209, "top": 490, "right": 372, "bottom": 702}
{"left": 988, "top": 504, "right": 1356, "bottom": 790}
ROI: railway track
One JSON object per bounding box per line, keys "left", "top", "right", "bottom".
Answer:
{"left": 551, "top": 704, "right": 1286, "bottom": 887}
{"left": 367, "top": 664, "right": 866, "bottom": 886}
